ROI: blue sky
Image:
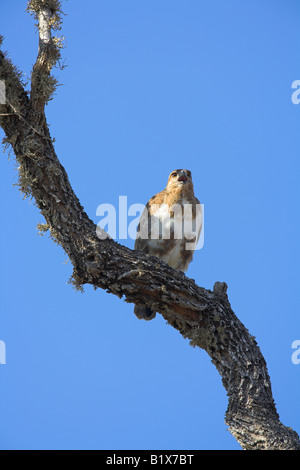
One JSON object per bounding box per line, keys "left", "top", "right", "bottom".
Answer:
{"left": 0, "top": 0, "right": 299, "bottom": 450}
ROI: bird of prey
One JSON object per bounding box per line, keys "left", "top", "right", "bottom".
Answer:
{"left": 134, "top": 169, "right": 202, "bottom": 320}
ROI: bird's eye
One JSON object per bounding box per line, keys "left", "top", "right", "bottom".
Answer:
{"left": 171, "top": 172, "right": 177, "bottom": 177}
{"left": 187, "top": 171, "right": 191, "bottom": 178}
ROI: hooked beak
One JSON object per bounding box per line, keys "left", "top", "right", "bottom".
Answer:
{"left": 178, "top": 171, "right": 187, "bottom": 183}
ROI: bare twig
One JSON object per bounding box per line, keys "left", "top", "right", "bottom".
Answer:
{"left": 27, "top": 0, "right": 64, "bottom": 111}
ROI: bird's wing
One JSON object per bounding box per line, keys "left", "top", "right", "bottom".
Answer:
{"left": 134, "top": 201, "right": 151, "bottom": 253}
{"left": 134, "top": 190, "right": 166, "bottom": 253}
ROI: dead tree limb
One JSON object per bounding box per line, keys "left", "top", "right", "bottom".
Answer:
{"left": 0, "top": 0, "right": 299, "bottom": 450}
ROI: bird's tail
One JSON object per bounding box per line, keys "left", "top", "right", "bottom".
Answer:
{"left": 134, "top": 305, "right": 156, "bottom": 321}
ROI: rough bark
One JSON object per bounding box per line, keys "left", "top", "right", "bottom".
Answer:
{"left": 0, "top": 1, "right": 299, "bottom": 450}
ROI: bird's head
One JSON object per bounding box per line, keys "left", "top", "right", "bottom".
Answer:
{"left": 166, "top": 169, "right": 194, "bottom": 192}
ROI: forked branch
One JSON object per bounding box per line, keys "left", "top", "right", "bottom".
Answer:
{"left": 27, "top": 0, "right": 64, "bottom": 112}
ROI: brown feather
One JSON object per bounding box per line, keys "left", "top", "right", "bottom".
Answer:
{"left": 134, "top": 169, "right": 202, "bottom": 320}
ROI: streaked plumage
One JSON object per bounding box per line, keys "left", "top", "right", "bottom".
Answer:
{"left": 134, "top": 169, "right": 202, "bottom": 320}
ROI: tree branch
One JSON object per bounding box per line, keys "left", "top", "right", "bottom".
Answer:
{"left": 0, "top": 1, "right": 299, "bottom": 450}
{"left": 27, "top": 0, "right": 64, "bottom": 112}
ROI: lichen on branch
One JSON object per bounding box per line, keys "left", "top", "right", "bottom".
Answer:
{"left": 27, "top": 0, "right": 65, "bottom": 110}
